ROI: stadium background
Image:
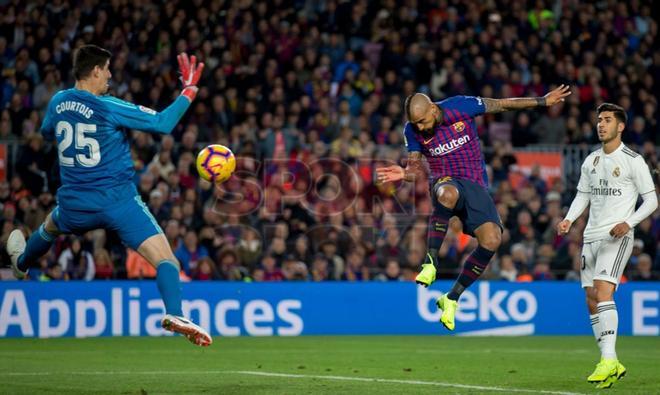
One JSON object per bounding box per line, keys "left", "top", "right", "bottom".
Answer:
{"left": 0, "top": 0, "right": 658, "bottom": 285}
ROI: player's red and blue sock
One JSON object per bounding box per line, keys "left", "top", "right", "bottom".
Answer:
{"left": 426, "top": 204, "right": 453, "bottom": 270}
{"left": 157, "top": 260, "right": 183, "bottom": 317}
{"left": 447, "top": 245, "right": 495, "bottom": 301}
{"left": 17, "top": 224, "right": 56, "bottom": 272}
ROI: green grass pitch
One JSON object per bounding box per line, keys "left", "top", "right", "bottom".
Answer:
{"left": 1, "top": 336, "right": 658, "bottom": 394}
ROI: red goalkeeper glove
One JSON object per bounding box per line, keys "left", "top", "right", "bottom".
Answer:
{"left": 177, "top": 53, "right": 204, "bottom": 102}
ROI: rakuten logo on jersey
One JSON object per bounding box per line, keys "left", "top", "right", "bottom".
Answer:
{"left": 428, "top": 135, "right": 471, "bottom": 156}
{"left": 417, "top": 283, "right": 537, "bottom": 334}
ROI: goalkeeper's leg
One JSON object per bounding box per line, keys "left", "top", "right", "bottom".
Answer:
{"left": 8, "top": 211, "right": 61, "bottom": 279}
{"left": 116, "top": 200, "right": 212, "bottom": 346}
{"left": 138, "top": 234, "right": 212, "bottom": 347}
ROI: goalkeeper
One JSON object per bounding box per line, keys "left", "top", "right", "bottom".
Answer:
{"left": 7, "top": 45, "right": 212, "bottom": 346}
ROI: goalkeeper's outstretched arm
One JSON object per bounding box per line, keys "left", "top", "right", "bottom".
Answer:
{"left": 101, "top": 53, "right": 204, "bottom": 135}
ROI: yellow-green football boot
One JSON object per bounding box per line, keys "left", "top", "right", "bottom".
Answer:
{"left": 595, "top": 361, "right": 627, "bottom": 389}
{"left": 436, "top": 294, "right": 458, "bottom": 331}
{"left": 587, "top": 358, "right": 618, "bottom": 383}
{"left": 415, "top": 253, "right": 437, "bottom": 287}
{"left": 615, "top": 361, "right": 627, "bottom": 380}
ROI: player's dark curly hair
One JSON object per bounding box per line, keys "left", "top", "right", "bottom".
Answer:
{"left": 73, "top": 45, "right": 112, "bottom": 80}
{"left": 597, "top": 103, "right": 627, "bottom": 124}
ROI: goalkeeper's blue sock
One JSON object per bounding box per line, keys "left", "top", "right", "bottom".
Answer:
{"left": 17, "top": 224, "right": 56, "bottom": 272}
{"left": 157, "top": 260, "right": 183, "bottom": 316}
{"left": 447, "top": 245, "right": 495, "bottom": 301}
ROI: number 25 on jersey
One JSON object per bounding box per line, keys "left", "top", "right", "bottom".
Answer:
{"left": 56, "top": 121, "right": 101, "bottom": 167}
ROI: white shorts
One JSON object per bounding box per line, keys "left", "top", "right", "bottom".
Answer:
{"left": 580, "top": 236, "right": 633, "bottom": 288}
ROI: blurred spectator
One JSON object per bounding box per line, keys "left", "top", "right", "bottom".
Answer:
{"left": 58, "top": 237, "right": 95, "bottom": 281}
{"left": 126, "top": 249, "right": 156, "bottom": 279}
{"left": 311, "top": 254, "right": 331, "bottom": 282}
{"left": 342, "top": 249, "right": 369, "bottom": 281}
{"left": 47, "top": 264, "right": 66, "bottom": 281}
{"left": 532, "top": 259, "right": 555, "bottom": 281}
{"left": 93, "top": 248, "right": 115, "bottom": 280}
{"left": 376, "top": 227, "right": 406, "bottom": 266}
{"left": 375, "top": 258, "right": 403, "bottom": 281}
{"left": 318, "top": 240, "right": 345, "bottom": 280}
{"left": 236, "top": 227, "right": 262, "bottom": 270}
{"left": 516, "top": 266, "right": 534, "bottom": 282}
{"left": 629, "top": 239, "right": 645, "bottom": 267}
{"left": 498, "top": 255, "right": 518, "bottom": 282}
{"left": 283, "top": 256, "right": 309, "bottom": 281}
{"left": 174, "top": 230, "right": 209, "bottom": 276}
{"left": 564, "top": 254, "right": 583, "bottom": 282}
{"left": 291, "top": 234, "right": 313, "bottom": 266}
{"left": 261, "top": 253, "right": 284, "bottom": 282}
{"left": 631, "top": 254, "right": 658, "bottom": 281}
{"left": 16, "top": 133, "right": 50, "bottom": 195}
{"left": 635, "top": 219, "right": 656, "bottom": 259}
{"left": 193, "top": 256, "right": 219, "bottom": 281}
{"left": 216, "top": 248, "right": 244, "bottom": 280}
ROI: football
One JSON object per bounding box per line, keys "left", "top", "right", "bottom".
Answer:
{"left": 195, "top": 144, "right": 236, "bottom": 183}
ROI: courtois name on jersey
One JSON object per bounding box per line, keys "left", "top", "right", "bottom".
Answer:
{"left": 578, "top": 144, "right": 656, "bottom": 242}
{"left": 41, "top": 88, "right": 190, "bottom": 211}
{"left": 55, "top": 101, "right": 94, "bottom": 118}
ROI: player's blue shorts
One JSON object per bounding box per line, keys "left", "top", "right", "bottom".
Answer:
{"left": 430, "top": 177, "right": 503, "bottom": 237}
{"left": 51, "top": 195, "right": 162, "bottom": 250}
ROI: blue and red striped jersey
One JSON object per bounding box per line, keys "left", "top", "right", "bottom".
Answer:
{"left": 403, "top": 95, "right": 488, "bottom": 187}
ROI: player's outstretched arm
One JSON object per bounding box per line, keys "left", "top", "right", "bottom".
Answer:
{"left": 483, "top": 84, "right": 571, "bottom": 113}
{"left": 177, "top": 53, "right": 204, "bottom": 102}
{"left": 376, "top": 152, "right": 424, "bottom": 184}
{"left": 101, "top": 53, "right": 204, "bottom": 134}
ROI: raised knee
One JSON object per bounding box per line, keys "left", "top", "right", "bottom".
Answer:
{"left": 480, "top": 230, "right": 502, "bottom": 251}
{"left": 436, "top": 186, "right": 459, "bottom": 209}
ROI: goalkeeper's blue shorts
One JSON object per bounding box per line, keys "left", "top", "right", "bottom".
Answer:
{"left": 51, "top": 194, "right": 163, "bottom": 250}
{"left": 430, "top": 176, "right": 503, "bottom": 237}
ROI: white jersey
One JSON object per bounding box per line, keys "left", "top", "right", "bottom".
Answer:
{"left": 577, "top": 143, "right": 655, "bottom": 243}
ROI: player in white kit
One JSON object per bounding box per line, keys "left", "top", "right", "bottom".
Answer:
{"left": 557, "top": 103, "right": 657, "bottom": 389}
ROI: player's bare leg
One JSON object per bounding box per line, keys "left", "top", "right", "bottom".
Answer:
{"left": 437, "top": 222, "right": 501, "bottom": 330}
{"left": 416, "top": 184, "right": 458, "bottom": 287}
{"left": 7, "top": 212, "right": 61, "bottom": 279}
{"left": 138, "top": 234, "right": 212, "bottom": 346}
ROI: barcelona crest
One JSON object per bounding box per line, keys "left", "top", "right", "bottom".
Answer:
{"left": 452, "top": 121, "right": 466, "bottom": 133}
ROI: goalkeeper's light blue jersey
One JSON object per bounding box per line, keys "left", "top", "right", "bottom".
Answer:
{"left": 41, "top": 88, "right": 190, "bottom": 211}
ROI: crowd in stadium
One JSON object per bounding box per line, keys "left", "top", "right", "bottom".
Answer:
{"left": 0, "top": 0, "right": 658, "bottom": 282}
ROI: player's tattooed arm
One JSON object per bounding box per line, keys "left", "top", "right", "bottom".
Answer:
{"left": 403, "top": 152, "right": 424, "bottom": 182}
{"left": 483, "top": 97, "right": 545, "bottom": 113}
{"left": 483, "top": 84, "right": 571, "bottom": 113}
